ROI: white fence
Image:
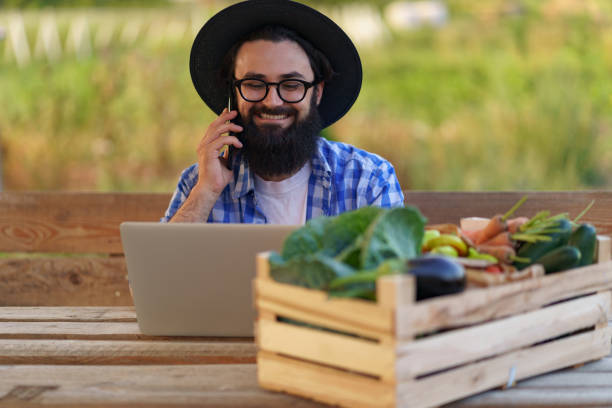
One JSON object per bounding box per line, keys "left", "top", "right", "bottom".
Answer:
{"left": 0, "top": 2, "right": 449, "bottom": 67}
{"left": 0, "top": 9, "right": 211, "bottom": 66}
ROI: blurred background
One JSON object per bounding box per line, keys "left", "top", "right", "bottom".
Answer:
{"left": 1, "top": 0, "right": 611, "bottom": 193}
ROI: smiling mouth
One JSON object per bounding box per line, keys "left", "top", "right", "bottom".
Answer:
{"left": 258, "top": 113, "right": 290, "bottom": 120}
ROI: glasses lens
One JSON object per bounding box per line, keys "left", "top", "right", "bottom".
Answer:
{"left": 240, "top": 79, "right": 267, "bottom": 102}
{"left": 279, "top": 80, "right": 306, "bottom": 103}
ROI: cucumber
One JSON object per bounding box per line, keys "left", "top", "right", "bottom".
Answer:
{"left": 568, "top": 223, "right": 597, "bottom": 266}
{"left": 514, "top": 218, "right": 573, "bottom": 269}
{"left": 536, "top": 245, "right": 581, "bottom": 274}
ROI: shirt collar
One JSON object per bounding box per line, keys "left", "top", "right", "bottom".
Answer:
{"left": 230, "top": 137, "right": 332, "bottom": 199}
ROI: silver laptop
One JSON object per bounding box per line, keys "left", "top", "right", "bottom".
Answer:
{"left": 120, "top": 222, "right": 297, "bottom": 337}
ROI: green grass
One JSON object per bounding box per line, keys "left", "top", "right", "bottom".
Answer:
{"left": 1, "top": 2, "right": 612, "bottom": 192}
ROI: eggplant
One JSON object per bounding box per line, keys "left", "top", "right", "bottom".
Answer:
{"left": 405, "top": 255, "right": 466, "bottom": 300}
{"left": 328, "top": 255, "right": 465, "bottom": 301}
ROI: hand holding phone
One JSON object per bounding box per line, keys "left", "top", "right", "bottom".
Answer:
{"left": 221, "top": 95, "right": 243, "bottom": 170}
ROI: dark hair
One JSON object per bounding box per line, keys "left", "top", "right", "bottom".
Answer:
{"left": 219, "top": 25, "right": 334, "bottom": 87}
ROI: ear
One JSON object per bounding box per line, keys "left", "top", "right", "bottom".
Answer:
{"left": 315, "top": 82, "right": 324, "bottom": 106}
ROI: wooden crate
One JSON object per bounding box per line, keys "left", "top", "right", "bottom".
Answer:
{"left": 254, "top": 238, "right": 612, "bottom": 408}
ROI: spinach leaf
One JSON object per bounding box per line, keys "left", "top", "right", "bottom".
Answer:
{"left": 360, "top": 206, "right": 427, "bottom": 270}
{"left": 280, "top": 216, "right": 331, "bottom": 260}
{"left": 281, "top": 206, "right": 383, "bottom": 261}
{"left": 269, "top": 252, "right": 356, "bottom": 290}
{"left": 269, "top": 206, "right": 427, "bottom": 299}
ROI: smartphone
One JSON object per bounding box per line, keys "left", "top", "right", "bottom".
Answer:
{"left": 222, "top": 92, "right": 244, "bottom": 170}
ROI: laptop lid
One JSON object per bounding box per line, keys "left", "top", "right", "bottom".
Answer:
{"left": 120, "top": 222, "right": 297, "bottom": 337}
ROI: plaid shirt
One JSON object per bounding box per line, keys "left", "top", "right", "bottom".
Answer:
{"left": 161, "top": 138, "right": 404, "bottom": 223}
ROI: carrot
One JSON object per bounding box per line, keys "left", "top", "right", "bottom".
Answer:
{"left": 481, "top": 231, "right": 513, "bottom": 247}
{"left": 477, "top": 244, "right": 516, "bottom": 264}
{"left": 474, "top": 215, "right": 507, "bottom": 245}
{"left": 507, "top": 217, "right": 529, "bottom": 234}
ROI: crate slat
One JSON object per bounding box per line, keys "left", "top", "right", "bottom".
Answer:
{"left": 398, "top": 261, "right": 612, "bottom": 337}
{"left": 254, "top": 257, "right": 393, "bottom": 341}
{"left": 257, "top": 318, "right": 395, "bottom": 380}
{"left": 258, "top": 350, "right": 395, "bottom": 408}
{"left": 397, "top": 327, "right": 612, "bottom": 408}
{"left": 396, "top": 291, "right": 611, "bottom": 379}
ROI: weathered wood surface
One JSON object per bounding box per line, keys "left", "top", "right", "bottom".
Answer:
{"left": 0, "top": 365, "right": 325, "bottom": 407}
{"left": 0, "top": 307, "right": 254, "bottom": 365}
{"left": 0, "top": 257, "right": 131, "bottom": 306}
{"left": 1, "top": 191, "right": 610, "bottom": 307}
{"left": 0, "top": 339, "right": 256, "bottom": 365}
{"left": 0, "top": 308, "right": 611, "bottom": 407}
{"left": 1, "top": 191, "right": 611, "bottom": 254}
{"left": 0, "top": 192, "right": 170, "bottom": 253}
{"left": 0, "top": 306, "right": 136, "bottom": 322}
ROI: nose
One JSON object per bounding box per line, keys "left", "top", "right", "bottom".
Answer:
{"left": 261, "top": 85, "right": 284, "bottom": 107}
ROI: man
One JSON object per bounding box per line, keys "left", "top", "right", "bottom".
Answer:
{"left": 162, "top": 0, "right": 404, "bottom": 224}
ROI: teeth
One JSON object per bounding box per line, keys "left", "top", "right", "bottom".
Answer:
{"left": 260, "top": 113, "right": 288, "bottom": 120}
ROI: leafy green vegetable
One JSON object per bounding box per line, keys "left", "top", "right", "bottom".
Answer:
{"left": 281, "top": 206, "right": 383, "bottom": 261}
{"left": 360, "top": 206, "right": 427, "bottom": 269}
{"left": 269, "top": 206, "right": 428, "bottom": 298}
{"left": 269, "top": 252, "right": 356, "bottom": 290}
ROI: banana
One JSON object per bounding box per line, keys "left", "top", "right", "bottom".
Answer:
{"left": 424, "top": 234, "right": 468, "bottom": 256}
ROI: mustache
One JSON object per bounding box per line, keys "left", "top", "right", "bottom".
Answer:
{"left": 248, "top": 106, "right": 298, "bottom": 117}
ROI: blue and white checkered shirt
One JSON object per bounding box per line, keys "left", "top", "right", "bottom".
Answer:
{"left": 161, "top": 137, "right": 404, "bottom": 223}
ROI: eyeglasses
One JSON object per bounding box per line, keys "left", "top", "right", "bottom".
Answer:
{"left": 233, "top": 78, "right": 318, "bottom": 103}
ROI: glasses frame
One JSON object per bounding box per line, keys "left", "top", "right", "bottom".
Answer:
{"left": 233, "top": 78, "right": 319, "bottom": 103}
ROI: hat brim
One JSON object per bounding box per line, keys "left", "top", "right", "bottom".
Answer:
{"left": 189, "top": 0, "right": 362, "bottom": 129}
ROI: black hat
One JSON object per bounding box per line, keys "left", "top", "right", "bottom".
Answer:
{"left": 189, "top": 0, "right": 362, "bottom": 128}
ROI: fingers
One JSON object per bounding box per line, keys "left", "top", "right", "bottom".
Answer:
{"left": 207, "top": 123, "right": 244, "bottom": 142}
{"left": 209, "top": 135, "right": 243, "bottom": 155}
{"left": 211, "top": 108, "right": 238, "bottom": 127}
{"left": 202, "top": 109, "right": 243, "bottom": 145}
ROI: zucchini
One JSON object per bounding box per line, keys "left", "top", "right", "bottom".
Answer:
{"left": 514, "top": 218, "right": 573, "bottom": 269}
{"left": 537, "top": 245, "right": 581, "bottom": 274}
{"left": 568, "top": 223, "right": 597, "bottom": 266}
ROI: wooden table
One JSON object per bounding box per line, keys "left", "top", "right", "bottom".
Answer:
{"left": 1, "top": 307, "right": 611, "bottom": 407}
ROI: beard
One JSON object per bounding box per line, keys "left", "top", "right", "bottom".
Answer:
{"left": 239, "top": 94, "right": 322, "bottom": 179}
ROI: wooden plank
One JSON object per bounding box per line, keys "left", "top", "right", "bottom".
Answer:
{"left": 0, "top": 321, "right": 142, "bottom": 340}
{"left": 258, "top": 319, "right": 394, "bottom": 380}
{"left": 2, "top": 191, "right": 610, "bottom": 254}
{"left": 0, "top": 257, "right": 132, "bottom": 306}
{"left": 0, "top": 307, "right": 136, "bottom": 322}
{"left": 397, "top": 327, "right": 612, "bottom": 408}
{"left": 517, "top": 370, "right": 612, "bottom": 387}
{"left": 0, "top": 364, "right": 326, "bottom": 407}
{"left": 450, "top": 388, "right": 612, "bottom": 407}
{"left": 398, "top": 261, "right": 612, "bottom": 336}
{"left": 396, "top": 292, "right": 610, "bottom": 378}
{"left": 0, "top": 321, "right": 246, "bottom": 342}
{"left": 0, "top": 339, "right": 256, "bottom": 365}
{"left": 258, "top": 351, "right": 395, "bottom": 408}
{"left": 255, "top": 277, "right": 393, "bottom": 340}
{"left": 572, "top": 356, "right": 612, "bottom": 373}
{"left": 404, "top": 191, "right": 612, "bottom": 236}
{"left": 0, "top": 192, "right": 170, "bottom": 253}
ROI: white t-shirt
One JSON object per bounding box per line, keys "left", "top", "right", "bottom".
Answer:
{"left": 254, "top": 162, "right": 311, "bottom": 225}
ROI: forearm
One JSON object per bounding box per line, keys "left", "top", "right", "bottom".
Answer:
{"left": 169, "top": 184, "right": 219, "bottom": 223}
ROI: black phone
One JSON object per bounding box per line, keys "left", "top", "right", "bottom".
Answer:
{"left": 224, "top": 92, "right": 243, "bottom": 170}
